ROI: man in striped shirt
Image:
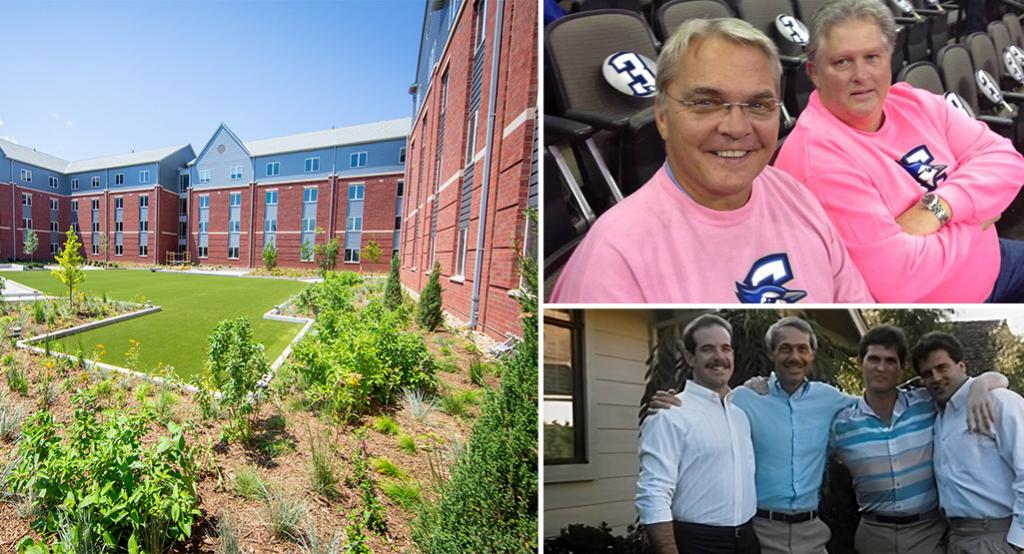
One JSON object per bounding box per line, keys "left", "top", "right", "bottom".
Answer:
{"left": 830, "top": 325, "right": 1008, "bottom": 554}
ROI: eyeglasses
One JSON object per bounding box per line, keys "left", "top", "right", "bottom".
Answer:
{"left": 668, "top": 95, "right": 782, "bottom": 120}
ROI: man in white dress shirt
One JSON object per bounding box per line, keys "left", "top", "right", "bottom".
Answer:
{"left": 912, "top": 331, "right": 1024, "bottom": 554}
{"left": 636, "top": 314, "right": 759, "bottom": 553}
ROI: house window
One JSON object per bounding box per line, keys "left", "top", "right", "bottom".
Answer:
{"left": 72, "top": 178, "right": 79, "bottom": 190}
{"left": 230, "top": 192, "right": 241, "bottom": 207}
{"left": 266, "top": 162, "right": 280, "bottom": 176}
{"left": 544, "top": 310, "right": 586, "bottom": 465}
{"left": 92, "top": 176, "right": 100, "bottom": 188}
{"left": 49, "top": 176, "right": 58, "bottom": 188}
{"left": 304, "top": 157, "right": 320, "bottom": 173}
{"left": 474, "top": 0, "right": 487, "bottom": 51}
{"left": 465, "top": 109, "right": 479, "bottom": 166}
{"left": 199, "top": 195, "right": 209, "bottom": 209}
{"left": 139, "top": 244, "right": 148, "bottom": 256}
{"left": 115, "top": 173, "right": 124, "bottom": 185}
{"left": 230, "top": 166, "right": 242, "bottom": 180}
{"left": 344, "top": 248, "right": 360, "bottom": 263}
{"left": 139, "top": 170, "right": 150, "bottom": 183}
{"left": 199, "top": 170, "right": 211, "bottom": 183}
{"left": 228, "top": 246, "right": 239, "bottom": 259}
{"left": 115, "top": 197, "right": 123, "bottom": 209}
{"left": 199, "top": 246, "right": 208, "bottom": 258}
{"left": 50, "top": 242, "right": 58, "bottom": 255}
{"left": 349, "top": 152, "right": 367, "bottom": 168}
{"left": 396, "top": 180, "right": 404, "bottom": 197}
{"left": 50, "top": 221, "right": 58, "bottom": 232}
{"left": 116, "top": 244, "right": 123, "bottom": 256}
{"left": 399, "top": 147, "right": 406, "bottom": 163}
{"left": 304, "top": 187, "right": 318, "bottom": 203}
{"left": 346, "top": 217, "right": 362, "bottom": 232}
{"left": 22, "top": 218, "right": 31, "bottom": 230}
{"left": 265, "top": 190, "right": 278, "bottom": 205}
{"left": 50, "top": 199, "right": 58, "bottom": 210}
{"left": 454, "top": 227, "right": 469, "bottom": 277}
{"left": 115, "top": 221, "right": 123, "bottom": 232}
{"left": 20, "top": 169, "right": 31, "bottom": 182}
{"left": 21, "top": 193, "right": 30, "bottom": 206}
{"left": 139, "top": 196, "right": 148, "bottom": 208}
{"left": 347, "top": 184, "right": 364, "bottom": 200}
{"left": 180, "top": 173, "right": 190, "bottom": 189}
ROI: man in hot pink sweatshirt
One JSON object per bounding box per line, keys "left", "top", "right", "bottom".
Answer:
{"left": 775, "top": 0, "right": 1024, "bottom": 303}
{"left": 551, "top": 18, "right": 872, "bottom": 304}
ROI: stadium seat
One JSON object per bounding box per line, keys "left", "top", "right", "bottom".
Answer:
{"left": 545, "top": 9, "right": 665, "bottom": 195}
{"left": 886, "top": 0, "right": 931, "bottom": 64}
{"left": 937, "top": 42, "right": 1022, "bottom": 145}
{"left": 653, "top": 0, "right": 733, "bottom": 40}
{"left": 966, "top": 31, "right": 1024, "bottom": 101}
{"left": 734, "top": 0, "right": 814, "bottom": 116}
{"left": 1005, "top": 12, "right": 1024, "bottom": 48}
{"left": 896, "top": 60, "right": 946, "bottom": 93}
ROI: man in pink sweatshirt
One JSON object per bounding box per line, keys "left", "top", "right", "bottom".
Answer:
{"left": 774, "top": 0, "right": 1024, "bottom": 303}
{"left": 551, "top": 18, "right": 872, "bottom": 304}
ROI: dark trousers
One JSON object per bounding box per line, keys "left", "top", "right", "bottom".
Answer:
{"left": 673, "top": 519, "right": 761, "bottom": 553}
{"left": 986, "top": 238, "right": 1024, "bottom": 302}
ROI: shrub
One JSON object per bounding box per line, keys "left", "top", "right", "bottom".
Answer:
{"left": 231, "top": 467, "right": 268, "bottom": 500}
{"left": 397, "top": 433, "right": 417, "bottom": 455}
{"left": 206, "top": 317, "right": 268, "bottom": 443}
{"left": 384, "top": 255, "right": 403, "bottom": 310}
{"left": 7, "top": 405, "right": 201, "bottom": 551}
{"left": 314, "top": 236, "right": 340, "bottom": 275}
{"left": 411, "top": 243, "right": 538, "bottom": 552}
{"left": 545, "top": 522, "right": 651, "bottom": 554}
{"left": 371, "top": 415, "right": 399, "bottom": 435}
{"left": 439, "top": 389, "right": 480, "bottom": 418}
{"left": 469, "top": 359, "right": 491, "bottom": 386}
{"left": 263, "top": 242, "right": 278, "bottom": 272}
{"left": 415, "top": 261, "right": 444, "bottom": 331}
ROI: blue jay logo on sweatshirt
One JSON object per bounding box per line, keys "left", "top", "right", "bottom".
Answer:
{"left": 898, "top": 145, "right": 948, "bottom": 191}
{"left": 735, "top": 253, "right": 808, "bottom": 303}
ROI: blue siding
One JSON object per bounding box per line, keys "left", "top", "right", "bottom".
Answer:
{"left": 104, "top": 162, "right": 160, "bottom": 191}
{"left": 192, "top": 127, "right": 253, "bottom": 189}
{"left": 67, "top": 170, "right": 107, "bottom": 193}
{"left": 254, "top": 139, "right": 407, "bottom": 184}
{"left": 160, "top": 146, "right": 196, "bottom": 193}
{"left": 11, "top": 161, "right": 66, "bottom": 194}
{"left": 0, "top": 151, "right": 9, "bottom": 182}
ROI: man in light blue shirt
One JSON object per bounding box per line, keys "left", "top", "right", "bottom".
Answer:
{"left": 914, "top": 331, "right": 1024, "bottom": 554}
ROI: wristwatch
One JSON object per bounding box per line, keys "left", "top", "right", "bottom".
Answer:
{"left": 920, "top": 193, "right": 950, "bottom": 225}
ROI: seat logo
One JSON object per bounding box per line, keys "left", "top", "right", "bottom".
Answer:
{"left": 602, "top": 52, "right": 657, "bottom": 97}
{"left": 898, "top": 145, "right": 948, "bottom": 191}
{"left": 735, "top": 253, "right": 807, "bottom": 303}
{"left": 775, "top": 15, "right": 809, "bottom": 45}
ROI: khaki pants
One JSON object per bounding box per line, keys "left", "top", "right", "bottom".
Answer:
{"left": 947, "top": 517, "right": 1016, "bottom": 554}
{"left": 753, "top": 516, "right": 830, "bottom": 554}
{"left": 854, "top": 516, "right": 947, "bottom": 554}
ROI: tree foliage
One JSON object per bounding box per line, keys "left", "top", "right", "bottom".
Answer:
{"left": 23, "top": 228, "right": 38, "bottom": 262}
{"left": 416, "top": 262, "right": 444, "bottom": 331}
{"left": 51, "top": 226, "right": 86, "bottom": 314}
{"left": 206, "top": 317, "right": 268, "bottom": 443}
{"left": 363, "top": 240, "right": 383, "bottom": 266}
{"left": 262, "top": 242, "right": 278, "bottom": 272}
{"left": 384, "top": 255, "right": 403, "bottom": 310}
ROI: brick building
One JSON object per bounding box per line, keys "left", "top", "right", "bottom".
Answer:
{"left": 401, "top": 0, "right": 538, "bottom": 340}
{"left": 0, "top": 117, "right": 408, "bottom": 271}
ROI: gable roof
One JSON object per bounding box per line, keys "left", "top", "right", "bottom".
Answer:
{"left": 189, "top": 123, "right": 251, "bottom": 167}
{"left": 244, "top": 117, "right": 410, "bottom": 157}
{"left": 66, "top": 144, "right": 193, "bottom": 173}
{"left": 0, "top": 138, "right": 70, "bottom": 173}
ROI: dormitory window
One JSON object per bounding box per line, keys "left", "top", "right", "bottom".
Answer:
{"left": 304, "top": 158, "right": 320, "bottom": 173}
{"left": 49, "top": 177, "right": 58, "bottom": 188}
{"left": 199, "top": 170, "right": 211, "bottom": 183}
{"left": 140, "top": 196, "right": 148, "bottom": 207}
{"left": 50, "top": 242, "right": 58, "bottom": 255}
{"left": 50, "top": 221, "right": 58, "bottom": 232}
{"left": 139, "top": 170, "right": 150, "bottom": 184}
{"left": 22, "top": 193, "right": 31, "bottom": 206}
{"left": 346, "top": 217, "right": 362, "bottom": 232}
{"left": 264, "top": 190, "right": 278, "bottom": 245}
{"left": 544, "top": 310, "right": 587, "bottom": 465}
{"left": 400, "top": 147, "right": 406, "bottom": 163}
{"left": 349, "top": 152, "right": 367, "bottom": 168}
{"left": 115, "top": 173, "right": 124, "bottom": 185}
{"left": 230, "top": 193, "right": 241, "bottom": 207}
{"left": 72, "top": 178, "right": 79, "bottom": 190}
{"left": 115, "top": 197, "right": 123, "bottom": 209}
{"left": 266, "top": 162, "right": 280, "bottom": 176}
{"left": 474, "top": 0, "right": 487, "bottom": 51}
{"left": 139, "top": 244, "right": 147, "bottom": 256}
{"left": 92, "top": 176, "right": 100, "bottom": 188}
{"left": 50, "top": 199, "right": 58, "bottom": 210}
{"left": 304, "top": 188, "right": 318, "bottom": 203}
{"left": 348, "top": 184, "right": 364, "bottom": 200}
{"left": 22, "top": 218, "right": 31, "bottom": 230}
{"left": 344, "top": 249, "right": 360, "bottom": 263}
{"left": 20, "top": 169, "right": 31, "bottom": 182}
{"left": 230, "top": 166, "right": 242, "bottom": 180}
{"left": 115, "top": 197, "right": 123, "bottom": 256}
{"left": 465, "top": 109, "right": 479, "bottom": 165}
{"left": 455, "top": 227, "right": 469, "bottom": 277}
{"left": 198, "top": 194, "right": 209, "bottom": 259}
{"left": 228, "top": 246, "right": 239, "bottom": 259}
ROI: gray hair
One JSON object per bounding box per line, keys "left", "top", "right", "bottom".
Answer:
{"left": 807, "top": 0, "right": 897, "bottom": 64}
{"left": 765, "top": 316, "right": 818, "bottom": 351}
{"left": 656, "top": 17, "right": 783, "bottom": 104}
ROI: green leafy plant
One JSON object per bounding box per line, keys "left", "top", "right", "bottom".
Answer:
{"left": 217, "top": 513, "right": 241, "bottom": 554}
{"left": 6, "top": 364, "right": 28, "bottom": 396}
{"left": 348, "top": 429, "right": 386, "bottom": 535}
{"left": 231, "top": 467, "right": 268, "bottom": 500}
{"left": 384, "top": 254, "right": 403, "bottom": 310}
{"left": 415, "top": 261, "right": 444, "bottom": 331}
{"left": 370, "top": 456, "right": 408, "bottom": 479}
{"left": 314, "top": 233, "right": 340, "bottom": 275}
{"left": 469, "top": 359, "right": 492, "bottom": 386}
{"left": 263, "top": 242, "right": 278, "bottom": 272}
{"left": 206, "top": 317, "right": 268, "bottom": 443}
{"left": 308, "top": 427, "right": 339, "bottom": 498}
{"left": 380, "top": 478, "right": 421, "bottom": 510}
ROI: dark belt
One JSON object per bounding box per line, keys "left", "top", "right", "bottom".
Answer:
{"left": 674, "top": 518, "right": 757, "bottom": 539}
{"left": 862, "top": 508, "right": 941, "bottom": 525}
{"left": 756, "top": 509, "right": 818, "bottom": 523}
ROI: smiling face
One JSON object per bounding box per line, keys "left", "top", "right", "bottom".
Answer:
{"left": 859, "top": 343, "right": 902, "bottom": 395}
{"left": 771, "top": 326, "right": 815, "bottom": 393}
{"left": 808, "top": 17, "right": 892, "bottom": 132}
{"left": 655, "top": 36, "right": 779, "bottom": 211}
{"left": 916, "top": 348, "right": 969, "bottom": 406}
{"left": 684, "top": 324, "right": 735, "bottom": 396}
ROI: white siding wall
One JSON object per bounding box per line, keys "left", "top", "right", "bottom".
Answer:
{"left": 544, "top": 310, "right": 651, "bottom": 537}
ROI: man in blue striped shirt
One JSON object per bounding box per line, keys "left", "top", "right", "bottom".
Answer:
{"left": 831, "top": 325, "right": 1007, "bottom": 554}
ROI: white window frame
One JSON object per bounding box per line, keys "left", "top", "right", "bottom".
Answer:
{"left": 50, "top": 199, "right": 58, "bottom": 210}
{"left": 139, "top": 195, "right": 149, "bottom": 208}
{"left": 265, "top": 190, "right": 278, "bottom": 205}
{"left": 455, "top": 227, "right": 469, "bottom": 277}
{"left": 20, "top": 169, "right": 31, "bottom": 182}
{"left": 139, "top": 243, "right": 148, "bottom": 257}
{"left": 399, "top": 147, "right": 407, "bottom": 163}
{"left": 230, "top": 166, "right": 242, "bottom": 180}
{"left": 115, "top": 197, "right": 124, "bottom": 209}
{"left": 304, "top": 157, "right": 320, "bottom": 173}
{"left": 199, "top": 169, "right": 211, "bottom": 183}
{"left": 115, "top": 173, "right": 124, "bottom": 185}
{"left": 21, "top": 193, "right": 30, "bottom": 206}
{"left": 229, "top": 192, "right": 241, "bottom": 207}
{"left": 348, "top": 184, "right": 365, "bottom": 201}
{"left": 465, "top": 109, "right": 479, "bottom": 166}
{"left": 92, "top": 176, "right": 100, "bottom": 188}
{"left": 346, "top": 216, "right": 362, "bottom": 231}
{"left": 49, "top": 176, "right": 58, "bottom": 188}
{"left": 72, "top": 178, "right": 79, "bottom": 190}
{"left": 474, "top": 0, "right": 487, "bottom": 51}
{"left": 50, "top": 221, "right": 58, "bottom": 232}
{"left": 304, "top": 187, "right": 318, "bottom": 203}
{"left": 266, "top": 162, "right": 280, "bottom": 176}
{"left": 139, "top": 170, "right": 150, "bottom": 183}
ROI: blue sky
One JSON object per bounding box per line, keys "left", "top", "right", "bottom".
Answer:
{"left": 0, "top": 0, "right": 425, "bottom": 161}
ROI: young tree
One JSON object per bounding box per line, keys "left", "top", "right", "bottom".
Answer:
{"left": 98, "top": 232, "right": 110, "bottom": 260}
{"left": 206, "top": 317, "right": 268, "bottom": 443}
{"left": 363, "top": 240, "right": 383, "bottom": 268}
{"left": 314, "top": 236, "right": 340, "bottom": 275}
{"left": 262, "top": 242, "right": 278, "bottom": 272}
{"left": 416, "top": 261, "right": 444, "bottom": 331}
{"left": 384, "top": 254, "right": 403, "bottom": 310}
{"left": 23, "top": 229, "right": 38, "bottom": 263}
{"left": 52, "top": 226, "right": 86, "bottom": 314}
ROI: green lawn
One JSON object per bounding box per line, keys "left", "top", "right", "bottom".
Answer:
{"left": 0, "top": 270, "right": 307, "bottom": 381}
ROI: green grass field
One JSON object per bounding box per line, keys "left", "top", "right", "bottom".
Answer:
{"left": 0, "top": 270, "right": 307, "bottom": 381}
